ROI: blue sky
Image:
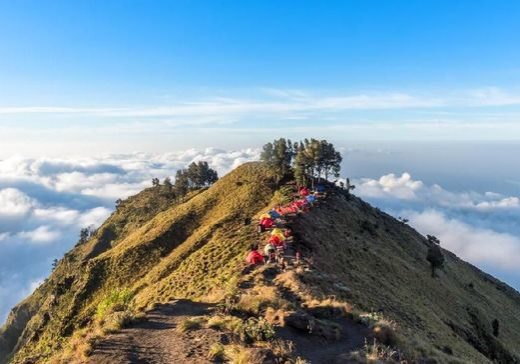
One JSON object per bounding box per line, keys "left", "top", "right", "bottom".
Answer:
{"left": 1, "top": 1, "right": 520, "bottom": 323}
{"left": 1, "top": 0, "right": 520, "bottom": 91}
{"left": 1, "top": 0, "right": 520, "bottom": 154}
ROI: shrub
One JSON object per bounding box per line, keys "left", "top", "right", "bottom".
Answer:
{"left": 224, "top": 344, "right": 264, "bottom": 364}
{"left": 363, "top": 338, "right": 400, "bottom": 362}
{"left": 207, "top": 343, "right": 225, "bottom": 361}
{"left": 96, "top": 288, "right": 134, "bottom": 319}
{"left": 236, "top": 317, "right": 275, "bottom": 343}
{"left": 293, "top": 358, "right": 310, "bottom": 364}
{"left": 373, "top": 322, "right": 397, "bottom": 346}
{"left": 270, "top": 339, "right": 294, "bottom": 359}
{"left": 492, "top": 319, "right": 500, "bottom": 337}
{"left": 177, "top": 317, "right": 206, "bottom": 333}
{"left": 236, "top": 286, "right": 284, "bottom": 314}
{"left": 206, "top": 315, "right": 242, "bottom": 332}
{"left": 102, "top": 310, "right": 134, "bottom": 333}
{"left": 358, "top": 312, "right": 384, "bottom": 327}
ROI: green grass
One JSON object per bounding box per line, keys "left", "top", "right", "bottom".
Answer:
{"left": 96, "top": 288, "right": 134, "bottom": 319}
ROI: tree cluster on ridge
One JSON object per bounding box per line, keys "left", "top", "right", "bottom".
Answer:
{"left": 261, "top": 138, "right": 342, "bottom": 187}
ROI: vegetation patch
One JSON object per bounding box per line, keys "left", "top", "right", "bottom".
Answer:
{"left": 177, "top": 316, "right": 206, "bottom": 333}
{"left": 96, "top": 288, "right": 134, "bottom": 320}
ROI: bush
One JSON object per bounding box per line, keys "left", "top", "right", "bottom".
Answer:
{"left": 358, "top": 312, "right": 384, "bottom": 327}
{"left": 224, "top": 344, "right": 265, "bottom": 364}
{"left": 206, "top": 315, "right": 242, "bottom": 332}
{"left": 177, "top": 317, "right": 206, "bottom": 333}
{"left": 363, "top": 338, "right": 400, "bottom": 362}
{"left": 236, "top": 286, "right": 285, "bottom": 315}
{"left": 102, "top": 311, "right": 134, "bottom": 333}
{"left": 236, "top": 317, "right": 275, "bottom": 343}
{"left": 207, "top": 343, "right": 225, "bottom": 361}
{"left": 96, "top": 288, "right": 134, "bottom": 319}
{"left": 492, "top": 318, "right": 500, "bottom": 337}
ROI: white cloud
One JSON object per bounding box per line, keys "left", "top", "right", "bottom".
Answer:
{"left": 17, "top": 225, "right": 61, "bottom": 244}
{"left": 474, "top": 197, "right": 520, "bottom": 211}
{"left": 1, "top": 87, "right": 520, "bottom": 120}
{"left": 33, "top": 207, "right": 80, "bottom": 225}
{"left": 351, "top": 172, "right": 520, "bottom": 274}
{"left": 409, "top": 210, "right": 520, "bottom": 270}
{"left": 0, "top": 188, "right": 35, "bottom": 217}
{"left": 353, "top": 173, "right": 520, "bottom": 213}
{"left": 355, "top": 173, "right": 423, "bottom": 200}
{"left": 78, "top": 207, "right": 112, "bottom": 227}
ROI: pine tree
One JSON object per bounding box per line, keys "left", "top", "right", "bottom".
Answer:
{"left": 174, "top": 169, "right": 190, "bottom": 196}
{"left": 292, "top": 138, "right": 342, "bottom": 188}
{"left": 426, "top": 235, "right": 444, "bottom": 277}
{"left": 163, "top": 177, "right": 173, "bottom": 192}
{"left": 293, "top": 141, "right": 310, "bottom": 186}
{"left": 261, "top": 138, "right": 294, "bottom": 182}
{"left": 492, "top": 319, "right": 499, "bottom": 337}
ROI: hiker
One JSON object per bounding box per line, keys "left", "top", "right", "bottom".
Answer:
{"left": 316, "top": 183, "right": 326, "bottom": 194}
{"left": 264, "top": 243, "right": 276, "bottom": 263}
{"left": 246, "top": 243, "right": 265, "bottom": 265}
{"left": 299, "top": 186, "right": 310, "bottom": 197}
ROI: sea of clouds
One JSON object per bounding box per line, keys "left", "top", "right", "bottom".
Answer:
{"left": 0, "top": 148, "right": 260, "bottom": 323}
{"left": 1, "top": 148, "right": 519, "bottom": 324}
{"left": 351, "top": 173, "right": 520, "bottom": 273}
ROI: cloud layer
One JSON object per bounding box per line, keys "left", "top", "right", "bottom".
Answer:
{"left": 1, "top": 149, "right": 519, "bottom": 325}
{"left": 0, "top": 148, "right": 260, "bottom": 324}
{"left": 352, "top": 173, "right": 520, "bottom": 273}
{"left": 2, "top": 87, "right": 520, "bottom": 158}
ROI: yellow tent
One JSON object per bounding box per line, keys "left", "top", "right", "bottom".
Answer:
{"left": 271, "top": 228, "right": 286, "bottom": 241}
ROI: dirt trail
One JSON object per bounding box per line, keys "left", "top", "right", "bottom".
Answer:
{"left": 89, "top": 189, "right": 369, "bottom": 363}
{"left": 88, "top": 300, "right": 223, "bottom": 364}
{"left": 277, "top": 318, "right": 369, "bottom": 363}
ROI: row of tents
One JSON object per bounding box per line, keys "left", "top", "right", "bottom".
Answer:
{"left": 246, "top": 185, "right": 325, "bottom": 266}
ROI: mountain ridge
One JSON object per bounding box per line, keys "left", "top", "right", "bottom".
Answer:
{"left": 1, "top": 161, "right": 519, "bottom": 363}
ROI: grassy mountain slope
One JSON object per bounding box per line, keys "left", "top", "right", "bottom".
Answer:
{"left": 0, "top": 162, "right": 279, "bottom": 363}
{"left": 1, "top": 161, "right": 519, "bottom": 363}
{"left": 291, "top": 193, "right": 520, "bottom": 362}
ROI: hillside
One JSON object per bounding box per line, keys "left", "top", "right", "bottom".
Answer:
{"left": 1, "top": 161, "right": 520, "bottom": 363}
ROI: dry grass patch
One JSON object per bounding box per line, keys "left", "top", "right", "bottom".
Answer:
{"left": 206, "top": 314, "right": 243, "bottom": 332}
{"left": 207, "top": 342, "right": 226, "bottom": 361}
{"left": 274, "top": 271, "right": 314, "bottom": 303}
{"left": 224, "top": 344, "right": 265, "bottom": 364}
{"left": 236, "top": 285, "right": 287, "bottom": 315}
{"left": 177, "top": 316, "right": 206, "bottom": 333}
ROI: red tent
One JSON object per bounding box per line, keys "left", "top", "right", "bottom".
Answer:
{"left": 246, "top": 250, "right": 265, "bottom": 265}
